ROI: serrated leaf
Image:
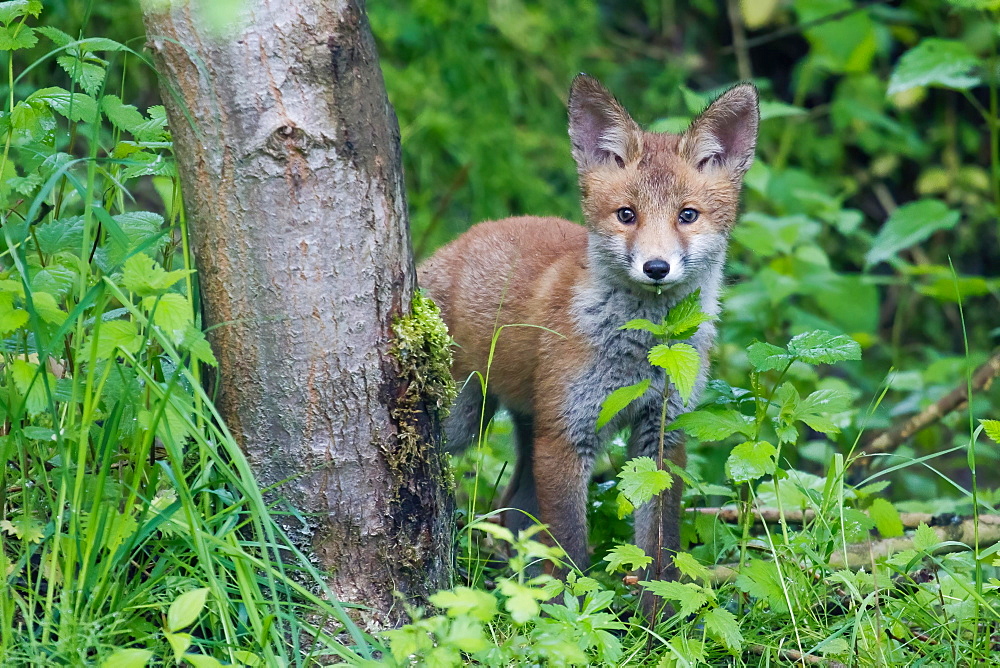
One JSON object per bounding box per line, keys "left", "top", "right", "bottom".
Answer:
{"left": 866, "top": 199, "right": 961, "bottom": 266}
{"left": 56, "top": 55, "right": 105, "bottom": 96}
{"left": 888, "top": 38, "right": 982, "bottom": 95}
{"left": 868, "top": 498, "right": 904, "bottom": 538}
{"left": 0, "top": 515, "right": 44, "bottom": 543}
{"left": 0, "top": 291, "right": 28, "bottom": 334}
{"left": 498, "top": 579, "right": 552, "bottom": 624}
{"left": 979, "top": 419, "right": 1000, "bottom": 444}
{"left": 181, "top": 325, "right": 218, "bottom": 367}
{"left": 620, "top": 318, "right": 664, "bottom": 337}
{"left": 639, "top": 580, "right": 710, "bottom": 617}
{"left": 663, "top": 289, "right": 715, "bottom": 339}
{"left": 734, "top": 559, "right": 787, "bottom": 613}
{"left": 28, "top": 87, "right": 99, "bottom": 123}
{"left": 35, "top": 25, "right": 72, "bottom": 46}
{"left": 77, "top": 37, "right": 126, "bottom": 52}
{"left": 704, "top": 607, "right": 744, "bottom": 652}
{"left": 648, "top": 342, "right": 700, "bottom": 404}
{"left": 746, "top": 341, "right": 792, "bottom": 372}
{"left": 0, "top": 24, "right": 36, "bottom": 50}
{"left": 669, "top": 406, "right": 754, "bottom": 441}
{"left": 0, "top": 0, "right": 40, "bottom": 25}
{"left": 122, "top": 253, "right": 192, "bottom": 296}
{"left": 30, "top": 291, "right": 67, "bottom": 325}
{"left": 725, "top": 440, "right": 777, "bottom": 484}
{"left": 912, "top": 523, "right": 939, "bottom": 552}
{"left": 102, "top": 95, "right": 148, "bottom": 136}
{"left": 596, "top": 379, "right": 650, "bottom": 430}
{"left": 35, "top": 216, "right": 84, "bottom": 255}
{"left": 168, "top": 588, "right": 209, "bottom": 632}
{"left": 787, "top": 330, "right": 861, "bottom": 365}
{"left": 617, "top": 456, "right": 672, "bottom": 507}
{"left": 143, "top": 293, "right": 193, "bottom": 343}
{"left": 429, "top": 586, "right": 497, "bottom": 622}
{"left": 100, "top": 649, "right": 153, "bottom": 668}
{"left": 11, "top": 358, "right": 55, "bottom": 415}
{"left": 673, "top": 552, "right": 712, "bottom": 584}
{"left": 92, "top": 320, "right": 143, "bottom": 360}
{"left": 603, "top": 543, "right": 652, "bottom": 573}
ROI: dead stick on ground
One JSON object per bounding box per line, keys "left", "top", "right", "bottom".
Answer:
{"left": 749, "top": 644, "right": 847, "bottom": 668}
{"left": 863, "top": 348, "right": 1000, "bottom": 456}
{"left": 690, "top": 507, "right": 956, "bottom": 529}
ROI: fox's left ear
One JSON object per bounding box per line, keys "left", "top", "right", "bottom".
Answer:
{"left": 681, "top": 84, "right": 759, "bottom": 178}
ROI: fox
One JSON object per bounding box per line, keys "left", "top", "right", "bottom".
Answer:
{"left": 418, "top": 75, "right": 758, "bottom": 587}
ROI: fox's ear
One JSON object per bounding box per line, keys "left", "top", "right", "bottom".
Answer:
{"left": 682, "top": 83, "right": 759, "bottom": 178}
{"left": 568, "top": 74, "right": 642, "bottom": 172}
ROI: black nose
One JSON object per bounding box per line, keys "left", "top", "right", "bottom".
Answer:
{"left": 643, "top": 259, "right": 670, "bottom": 280}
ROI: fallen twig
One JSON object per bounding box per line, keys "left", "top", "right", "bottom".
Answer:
{"left": 749, "top": 643, "right": 847, "bottom": 668}
{"left": 690, "top": 506, "right": 963, "bottom": 530}
{"left": 862, "top": 348, "right": 1000, "bottom": 457}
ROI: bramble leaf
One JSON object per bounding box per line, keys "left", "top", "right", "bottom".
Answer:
{"left": 734, "top": 559, "right": 787, "bottom": 613}
{"left": 746, "top": 341, "right": 791, "bottom": 372}
{"left": 704, "top": 607, "right": 743, "bottom": 652}
{"left": 648, "top": 342, "right": 700, "bottom": 404}
{"left": 980, "top": 419, "right": 1000, "bottom": 445}
{"left": 725, "top": 441, "right": 778, "bottom": 484}
{"left": 787, "top": 330, "right": 861, "bottom": 366}
{"left": 617, "top": 457, "right": 672, "bottom": 507}
{"left": 663, "top": 289, "right": 715, "bottom": 339}
{"left": 123, "top": 253, "right": 192, "bottom": 296}
{"left": 603, "top": 543, "right": 651, "bottom": 573}
{"left": 673, "top": 552, "right": 712, "bottom": 584}
{"left": 639, "top": 580, "right": 710, "bottom": 617}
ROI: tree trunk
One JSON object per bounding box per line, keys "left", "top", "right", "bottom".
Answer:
{"left": 141, "top": 0, "right": 453, "bottom": 629}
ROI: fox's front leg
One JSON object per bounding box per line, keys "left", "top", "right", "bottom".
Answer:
{"left": 630, "top": 411, "right": 687, "bottom": 583}
{"left": 532, "top": 425, "right": 593, "bottom": 572}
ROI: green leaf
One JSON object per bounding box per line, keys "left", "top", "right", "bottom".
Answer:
{"left": 429, "top": 586, "right": 497, "bottom": 622}
{"left": 100, "top": 649, "right": 153, "bottom": 668}
{"left": 35, "top": 25, "right": 72, "bottom": 46}
{"left": 11, "top": 359, "right": 55, "bottom": 415}
{"left": 787, "top": 388, "right": 854, "bottom": 436}
{"left": 183, "top": 655, "right": 224, "bottom": 668}
{"left": 703, "top": 607, "right": 744, "bottom": 652}
{"left": 596, "top": 379, "right": 650, "bottom": 430}
{"left": 887, "top": 38, "right": 982, "bottom": 95}
{"left": 734, "top": 559, "right": 788, "bottom": 613}
{"left": 725, "top": 441, "right": 777, "bottom": 484}
{"left": 92, "top": 320, "right": 143, "bottom": 360}
{"left": 617, "top": 456, "right": 672, "bottom": 507}
{"left": 0, "top": 24, "right": 36, "bottom": 50}
{"left": 181, "top": 325, "right": 218, "bottom": 367}
{"left": 759, "top": 100, "right": 807, "bottom": 121}
{"left": 746, "top": 341, "right": 792, "bottom": 372}
{"left": 122, "top": 253, "right": 192, "bottom": 296}
{"left": 35, "top": 216, "right": 84, "bottom": 255}
{"left": 639, "top": 580, "right": 709, "bottom": 617}
{"left": 669, "top": 406, "right": 754, "bottom": 441}
{"left": 648, "top": 342, "right": 700, "bottom": 404}
{"left": 143, "top": 293, "right": 193, "bottom": 343}
{"left": 603, "top": 543, "right": 651, "bottom": 573}
{"left": 663, "top": 289, "right": 715, "bottom": 339}
{"left": 28, "top": 87, "right": 99, "bottom": 123}
{"left": 912, "top": 523, "right": 939, "bottom": 552}
{"left": 30, "top": 291, "right": 67, "bottom": 325}
{"left": 56, "top": 55, "right": 106, "bottom": 97}
{"left": 102, "top": 95, "right": 149, "bottom": 137}
{"left": 787, "top": 330, "right": 861, "bottom": 365}
{"left": 30, "top": 264, "right": 77, "bottom": 298}
{"left": 0, "top": 514, "right": 44, "bottom": 543}
{"left": 498, "top": 579, "right": 553, "bottom": 624}
{"left": 673, "top": 552, "right": 712, "bottom": 584}
{"left": 0, "top": 291, "right": 28, "bottom": 334}
{"left": 165, "top": 632, "right": 191, "bottom": 661}
{"left": 167, "top": 588, "right": 209, "bottom": 632}
{"left": 866, "top": 199, "right": 961, "bottom": 266}
{"left": 979, "top": 419, "right": 1000, "bottom": 444}
{"left": 77, "top": 37, "right": 126, "bottom": 52}
{"left": 620, "top": 318, "right": 664, "bottom": 337}
{"left": 868, "top": 498, "right": 904, "bottom": 538}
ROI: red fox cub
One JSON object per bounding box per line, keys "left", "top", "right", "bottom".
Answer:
{"left": 419, "top": 75, "right": 758, "bottom": 581}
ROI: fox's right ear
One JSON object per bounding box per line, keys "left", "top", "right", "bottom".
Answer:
{"left": 568, "top": 74, "right": 642, "bottom": 173}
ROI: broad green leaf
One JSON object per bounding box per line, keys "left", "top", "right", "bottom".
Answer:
{"left": 28, "top": 87, "right": 99, "bottom": 123}
{"left": 703, "top": 607, "right": 744, "bottom": 652}
{"left": 30, "top": 291, "right": 67, "bottom": 325}
{"left": 947, "top": 0, "right": 1000, "bottom": 6}
{"left": 123, "top": 253, "right": 192, "bottom": 296}
{"left": 35, "top": 216, "right": 84, "bottom": 255}
{"left": 663, "top": 289, "right": 714, "bottom": 339}
{"left": 648, "top": 342, "right": 700, "bottom": 404}
{"left": 165, "top": 632, "right": 192, "bottom": 661}
{"left": 617, "top": 456, "right": 672, "bottom": 507}
{"left": 11, "top": 358, "right": 55, "bottom": 415}
{"left": 100, "top": 649, "right": 153, "bottom": 668}
{"left": 746, "top": 341, "right": 791, "bottom": 372}
{"left": 673, "top": 552, "right": 712, "bottom": 584}
{"left": 639, "top": 580, "right": 709, "bottom": 617}
{"left": 669, "top": 406, "right": 754, "bottom": 441}
{"left": 603, "top": 543, "right": 651, "bottom": 573}
{"left": 0, "top": 291, "right": 28, "bottom": 334}
{"left": 788, "top": 388, "right": 854, "bottom": 435}
{"left": 9, "top": 100, "right": 42, "bottom": 133}
{"left": 787, "top": 330, "right": 861, "bottom": 365}
{"left": 888, "top": 38, "right": 982, "bottom": 95}
{"left": 620, "top": 318, "right": 664, "bottom": 337}
{"left": 183, "top": 654, "right": 224, "bottom": 668}
{"left": 143, "top": 293, "right": 193, "bottom": 343}
{"left": 168, "top": 588, "right": 209, "bottom": 632}
{"left": 56, "top": 55, "right": 105, "bottom": 96}
{"left": 429, "top": 587, "right": 497, "bottom": 622}
{"left": 725, "top": 440, "right": 777, "bottom": 484}
{"left": 230, "top": 652, "right": 263, "bottom": 668}
{"left": 93, "top": 320, "right": 143, "bottom": 360}
{"left": 102, "top": 95, "right": 147, "bottom": 136}
{"left": 912, "top": 523, "right": 939, "bottom": 552}
{"left": 734, "top": 559, "right": 788, "bottom": 613}
{"left": 30, "top": 264, "right": 77, "bottom": 298}
{"left": 868, "top": 498, "right": 904, "bottom": 538}
{"left": 0, "top": 1, "right": 40, "bottom": 24}
{"left": 498, "top": 579, "right": 553, "bottom": 624}
{"left": 0, "top": 24, "right": 36, "bottom": 50}
{"left": 182, "top": 325, "right": 218, "bottom": 367}
{"left": 596, "top": 379, "right": 649, "bottom": 430}
{"left": 979, "top": 419, "right": 1000, "bottom": 444}
{"left": 866, "top": 199, "right": 961, "bottom": 266}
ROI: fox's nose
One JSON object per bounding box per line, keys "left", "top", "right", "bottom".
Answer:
{"left": 642, "top": 259, "right": 670, "bottom": 280}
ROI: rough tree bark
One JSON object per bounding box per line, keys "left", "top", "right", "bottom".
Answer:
{"left": 141, "top": 0, "right": 453, "bottom": 628}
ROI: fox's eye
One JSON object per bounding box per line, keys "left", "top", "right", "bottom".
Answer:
{"left": 616, "top": 207, "right": 636, "bottom": 224}
{"left": 678, "top": 208, "right": 699, "bottom": 224}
